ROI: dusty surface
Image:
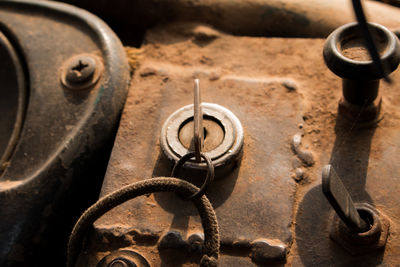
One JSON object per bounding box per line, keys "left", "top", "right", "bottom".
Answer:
{"left": 82, "top": 23, "right": 400, "bottom": 266}
{"left": 340, "top": 35, "right": 387, "bottom": 62}
{"left": 341, "top": 46, "right": 373, "bottom": 61}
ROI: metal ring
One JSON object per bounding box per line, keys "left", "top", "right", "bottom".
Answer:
{"left": 323, "top": 22, "right": 400, "bottom": 80}
{"left": 171, "top": 152, "right": 214, "bottom": 200}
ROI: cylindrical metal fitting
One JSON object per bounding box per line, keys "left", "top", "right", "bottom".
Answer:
{"left": 323, "top": 22, "right": 400, "bottom": 123}
{"left": 342, "top": 79, "right": 379, "bottom": 106}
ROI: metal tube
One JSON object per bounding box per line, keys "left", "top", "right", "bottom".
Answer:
{"left": 59, "top": 0, "right": 400, "bottom": 38}
{"left": 342, "top": 79, "right": 379, "bottom": 106}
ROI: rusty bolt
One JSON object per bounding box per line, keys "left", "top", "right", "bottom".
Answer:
{"left": 158, "top": 231, "right": 187, "bottom": 250}
{"left": 60, "top": 54, "right": 102, "bottom": 90}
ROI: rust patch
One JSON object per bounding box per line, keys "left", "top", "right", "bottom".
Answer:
{"left": 82, "top": 22, "right": 400, "bottom": 266}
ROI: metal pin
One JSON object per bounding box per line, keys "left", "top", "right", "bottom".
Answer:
{"left": 322, "top": 165, "right": 369, "bottom": 233}
{"left": 193, "top": 79, "right": 204, "bottom": 162}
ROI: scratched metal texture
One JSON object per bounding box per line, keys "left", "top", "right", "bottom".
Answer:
{"left": 82, "top": 23, "right": 400, "bottom": 266}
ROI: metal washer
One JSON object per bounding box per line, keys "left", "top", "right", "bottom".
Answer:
{"left": 160, "top": 103, "right": 243, "bottom": 172}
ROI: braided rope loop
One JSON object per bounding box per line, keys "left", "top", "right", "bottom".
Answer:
{"left": 67, "top": 177, "right": 219, "bottom": 267}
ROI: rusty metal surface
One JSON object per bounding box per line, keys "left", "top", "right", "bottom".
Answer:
{"left": 81, "top": 23, "right": 310, "bottom": 266}
{"left": 83, "top": 22, "right": 400, "bottom": 266}
{"left": 0, "top": 1, "right": 130, "bottom": 265}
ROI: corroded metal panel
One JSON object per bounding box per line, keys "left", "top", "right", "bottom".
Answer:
{"left": 83, "top": 22, "right": 400, "bottom": 266}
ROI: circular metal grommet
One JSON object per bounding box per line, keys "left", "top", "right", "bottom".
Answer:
{"left": 338, "top": 204, "right": 382, "bottom": 244}
{"left": 171, "top": 152, "right": 215, "bottom": 200}
{"left": 160, "top": 103, "right": 243, "bottom": 173}
{"left": 323, "top": 22, "right": 400, "bottom": 80}
{"left": 97, "top": 250, "right": 150, "bottom": 267}
{"left": 330, "top": 203, "right": 390, "bottom": 255}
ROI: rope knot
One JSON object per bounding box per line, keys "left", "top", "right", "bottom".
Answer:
{"left": 200, "top": 255, "right": 218, "bottom": 267}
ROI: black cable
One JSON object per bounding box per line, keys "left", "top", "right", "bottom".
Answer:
{"left": 352, "top": 0, "right": 392, "bottom": 83}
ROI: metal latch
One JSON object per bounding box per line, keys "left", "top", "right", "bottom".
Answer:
{"left": 322, "top": 165, "right": 390, "bottom": 255}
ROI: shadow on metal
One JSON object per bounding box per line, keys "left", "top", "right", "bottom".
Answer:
{"left": 295, "top": 115, "right": 383, "bottom": 266}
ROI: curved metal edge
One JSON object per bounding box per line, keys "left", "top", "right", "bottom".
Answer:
{"left": 0, "top": 30, "right": 27, "bottom": 176}
{"left": 0, "top": 1, "right": 130, "bottom": 264}
{"left": 0, "top": 0, "right": 130, "bottom": 192}
{"left": 171, "top": 151, "right": 215, "bottom": 200}
{"left": 58, "top": 0, "right": 400, "bottom": 38}
{"left": 323, "top": 22, "right": 400, "bottom": 80}
{"left": 165, "top": 104, "right": 235, "bottom": 160}
{"left": 160, "top": 103, "right": 244, "bottom": 172}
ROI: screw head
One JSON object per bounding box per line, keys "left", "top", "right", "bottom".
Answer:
{"left": 60, "top": 54, "right": 103, "bottom": 90}
{"left": 66, "top": 57, "right": 96, "bottom": 84}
